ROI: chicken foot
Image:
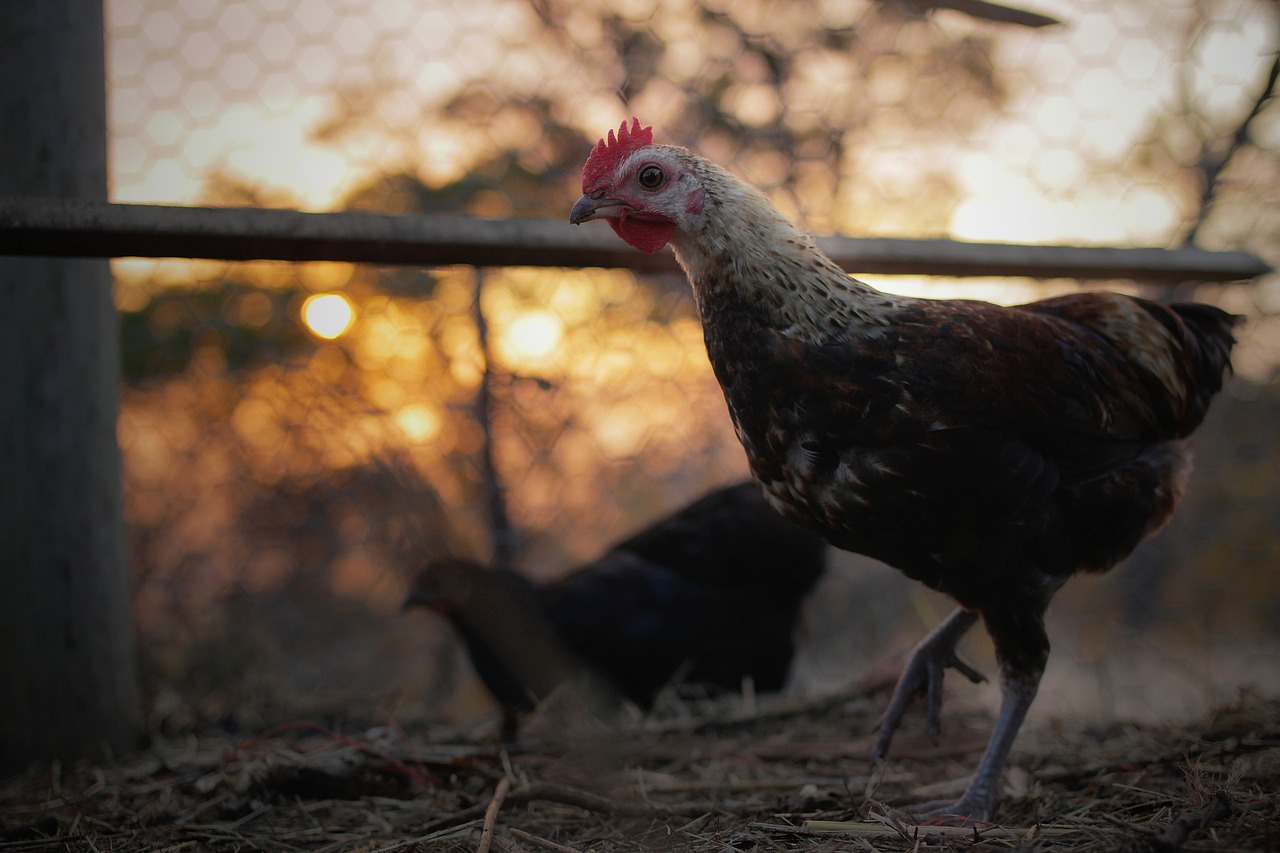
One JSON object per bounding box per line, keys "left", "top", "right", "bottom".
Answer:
{"left": 871, "top": 607, "right": 985, "bottom": 762}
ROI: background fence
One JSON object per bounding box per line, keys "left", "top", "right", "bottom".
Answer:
{"left": 24, "top": 0, "right": 1280, "bottom": 733}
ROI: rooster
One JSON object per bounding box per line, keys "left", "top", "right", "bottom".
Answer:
{"left": 405, "top": 482, "right": 827, "bottom": 738}
{"left": 570, "top": 119, "right": 1240, "bottom": 821}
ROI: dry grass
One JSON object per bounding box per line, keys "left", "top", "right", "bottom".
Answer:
{"left": 2, "top": 684, "right": 1278, "bottom": 852}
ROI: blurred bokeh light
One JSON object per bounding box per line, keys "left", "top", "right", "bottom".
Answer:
{"left": 301, "top": 292, "right": 355, "bottom": 339}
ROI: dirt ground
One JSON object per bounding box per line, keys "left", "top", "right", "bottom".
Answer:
{"left": 2, "top": 681, "right": 1277, "bottom": 852}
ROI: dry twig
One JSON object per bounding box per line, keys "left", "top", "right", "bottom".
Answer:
{"left": 1134, "top": 789, "right": 1234, "bottom": 853}
{"left": 477, "top": 777, "right": 512, "bottom": 853}
{"left": 423, "top": 778, "right": 715, "bottom": 835}
{"left": 507, "top": 827, "right": 580, "bottom": 853}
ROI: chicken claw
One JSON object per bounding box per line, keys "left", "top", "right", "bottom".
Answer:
{"left": 871, "top": 608, "right": 983, "bottom": 762}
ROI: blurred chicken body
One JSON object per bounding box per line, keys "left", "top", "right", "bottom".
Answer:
{"left": 570, "top": 119, "right": 1239, "bottom": 821}
{"left": 406, "top": 482, "right": 827, "bottom": 738}
{"left": 406, "top": 556, "right": 593, "bottom": 740}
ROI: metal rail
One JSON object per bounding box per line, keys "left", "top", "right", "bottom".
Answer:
{"left": 0, "top": 196, "right": 1271, "bottom": 281}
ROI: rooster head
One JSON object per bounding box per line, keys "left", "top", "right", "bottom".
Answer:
{"left": 570, "top": 118, "right": 705, "bottom": 254}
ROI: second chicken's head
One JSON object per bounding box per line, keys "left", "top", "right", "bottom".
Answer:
{"left": 402, "top": 558, "right": 481, "bottom": 614}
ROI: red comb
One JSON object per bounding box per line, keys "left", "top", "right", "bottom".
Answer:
{"left": 582, "top": 117, "right": 653, "bottom": 192}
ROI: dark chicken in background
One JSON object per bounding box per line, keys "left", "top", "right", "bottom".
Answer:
{"left": 571, "top": 119, "right": 1240, "bottom": 822}
{"left": 404, "top": 556, "right": 601, "bottom": 741}
{"left": 405, "top": 482, "right": 827, "bottom": 739}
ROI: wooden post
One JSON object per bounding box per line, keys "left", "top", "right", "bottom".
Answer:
{"left": 0, "top": 1, "right": 141, "bottom": 770}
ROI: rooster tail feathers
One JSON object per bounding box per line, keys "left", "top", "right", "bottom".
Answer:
{"left": 1167, "top": 301, "right": 1242, "bottom": 368}
{"left": 1024, "top": 293, "right": 1239, "bottom": 436}
{"left": 1159, "top": 301, "right": 1241, "bottom": 432}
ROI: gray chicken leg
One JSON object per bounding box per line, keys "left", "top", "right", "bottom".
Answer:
{"left": 909, "top": 670, "right": 1040, "bottom": 822}
{"left": 871, "top": 607, "right": 985, "bottom": 762}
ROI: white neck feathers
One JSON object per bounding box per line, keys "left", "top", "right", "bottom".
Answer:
{"left": 667, "top": 157, "right": 906, "bottom": 341}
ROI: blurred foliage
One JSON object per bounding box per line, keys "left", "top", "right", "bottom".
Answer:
{"left": 313, "top": 0, "right": 1013, "bottom": 234}
{"left": 104, "top": 0, "right": 1280, "bottom": 724}
{"left": 120, "top": 281, "right": 311, "bottom": 382}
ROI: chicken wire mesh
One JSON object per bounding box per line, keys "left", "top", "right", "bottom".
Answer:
{"left": 105, "top": 0, "right": 1280, "bottom": 730}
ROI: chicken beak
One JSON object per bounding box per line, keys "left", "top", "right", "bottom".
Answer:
{"left": 570, "top": 194, "right": 623, "bottom": 224}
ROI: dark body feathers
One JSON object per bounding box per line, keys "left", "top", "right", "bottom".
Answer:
{"left": 702, "top": 288, "right": 1238, "bottom": 677}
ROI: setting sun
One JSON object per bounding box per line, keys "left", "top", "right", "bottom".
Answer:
{"left": 301, "top": 293, "right": 355, "bottom": 339}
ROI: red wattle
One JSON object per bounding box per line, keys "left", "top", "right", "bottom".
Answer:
{"left": 610, "top": 216, "right": 676, "bottom": 254}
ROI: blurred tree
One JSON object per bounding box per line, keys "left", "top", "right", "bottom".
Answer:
{"left": 317, "top": 0, "right": 1011, "bottom": 234}
{"left": 1129, "top": 6, "right": 1280, "bottom": 252}
{"left": 120, "top": 281, "right": 314, "bottom": 383}
{"left": 1183, "top": 48, "right": 1280, "bottom": 247}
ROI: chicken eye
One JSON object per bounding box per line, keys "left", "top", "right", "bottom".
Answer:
{"left": 637, "top": 165, "right": 665, "bottom": 190}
